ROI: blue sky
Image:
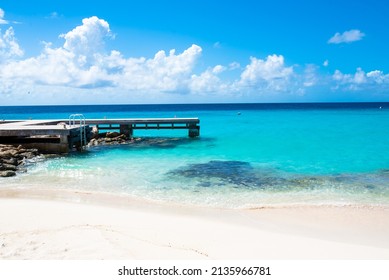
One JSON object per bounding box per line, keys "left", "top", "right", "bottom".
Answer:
{"left": 0, "top": 0, "right": 388, "bottom": 105}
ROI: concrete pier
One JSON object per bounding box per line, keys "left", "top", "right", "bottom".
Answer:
{"left": 0, "top": 117, "right": 200, "bottom": 153}
{"left": 0, "top": 120, "right": 92, "bottom": 153}
{"left": 84, "top": 118, "right": 200, "bottom": 138}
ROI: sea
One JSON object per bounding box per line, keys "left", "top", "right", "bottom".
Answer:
{"left": 1, "top": 103, "right": 389, "bottom": 208}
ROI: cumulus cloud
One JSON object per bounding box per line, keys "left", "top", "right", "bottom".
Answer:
{"left": 60, "top": 16, "right": 112, "bottom": 59}
{"left": 328, "top": 29, "right": 365, "bottom": 44}
{"left": 229, "top": 62, "right": 240, "bottom": 70}
{"left": 303, "top": 64, "right": 319, "bottom": 87}
{"left": 3, "top": 14, "right": 387, "bottom": 104}
{"left": 189, "top": 65, "right": 229, "bottom": 94}
{"left": 212, "top": 65, "right": 225, "bottom": 74}
{"left": 0, "top": 19, "right": 100, "bottom": 90}
{"left": 0, "top": 15, "right": 305, "bottom": 101}
{"left": 116, "top": 44, "right": 202, "bottom": 92}
{"left": 332, "top": 67, "right": 389, "bottom": 90}
{"left": 333, "top": 68, "right": 366, "bottom": 84}
{"left": 366, "top": 70, "right": 389, "bottom": 84}
{"left": 0, "top": 16, "right": 203, "bottom": 92}
{"left": 239, "top": 55, "right": 293, "bottom": 91}
{"left": 4, "top": 44, "right": 202, "bottom": 91}
{"left": 323, "top": 60, "right": 329, "bottom": 67}
{"left": 0, "top": 27, "right": 23, "bottom": 59}
{"left": 1, "top": 17, "right": 115, "bottom": 89}
{"left": 0, "top": 8, "right": 8, "bottom": 24}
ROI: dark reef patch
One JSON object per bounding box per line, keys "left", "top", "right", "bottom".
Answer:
{"left": 167, "top": 160, "right": 389, "bottom": 195}
{"left": 167, "top": 160, "right": 286, "bottom": 189}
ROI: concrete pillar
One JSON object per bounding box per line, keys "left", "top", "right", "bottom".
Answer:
{"left": 120, "top": 124, "right": 133, "bottom": 138}
{"left": 188, "top": 125, "right": 200, "bottom": 138}
{"left": 59, "top": 135, "right": 68, "bottom": 143}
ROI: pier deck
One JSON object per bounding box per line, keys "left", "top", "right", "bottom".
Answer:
{"left": 0, "top": 117, "right": 200, "bottom": 153}
{"left": 85, "top": 118, "right": 200, "bottom": 137}
{"left": 0, "top": 120, "right": 90, "bottom": 153}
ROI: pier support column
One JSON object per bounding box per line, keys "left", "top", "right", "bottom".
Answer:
{"left": 188, "top": 125, "right": 200, "bottom": 138}
{"left": 120, "top": 124, "right": 133, "bottom": 138}
{"left": 58, "top": 135, "right": 70, "bottom": 153}
{"left": 60, "top": 135, "right": 69, "bottom": 146}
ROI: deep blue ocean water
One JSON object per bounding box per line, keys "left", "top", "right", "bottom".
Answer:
{"left": 1, "top": 103, "right": 389, "bottom": 208}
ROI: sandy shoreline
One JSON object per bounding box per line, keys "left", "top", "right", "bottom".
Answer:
{"left": 0, "top": 188, "right": 389, "bottom": 259}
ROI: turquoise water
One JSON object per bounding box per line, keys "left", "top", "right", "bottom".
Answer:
{"left": 1, "top": 103, "right": 389, "bottom": 208}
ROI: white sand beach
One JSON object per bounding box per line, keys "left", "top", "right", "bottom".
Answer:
{"left": 0, "top": 188, "right": 389, "bottom": 260}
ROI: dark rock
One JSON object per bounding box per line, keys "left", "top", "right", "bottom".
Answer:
{"left": 88, "top": 133, "right": 128, "bottom": 146}
{"left": 0, "top": 170, "right": 16, "bottom": 177}
{"left": 1, "top": 158, "right": 18, "bottom": 165}
{"left": 18, "top": 152, "right": 36, "bottom": 159}
{"left": 0, "top": 151, "right": 12, "bottom": 158}
{"left": 0, "top": 144, "right": 41, "bottom": 177}
{"left": 106, "top": 132, "right": 120, "bottom": 138}
{"left": 89, "top": 139, "right": 98, "bottom": 146}
{"left": 0, "top": 163, "right": 17, "bottom": 171}
{"left": 113, "top": 134, "right": 127, "bottom": 140}
{"left": 9, "top": 149, "right": 19, "bottom": 157}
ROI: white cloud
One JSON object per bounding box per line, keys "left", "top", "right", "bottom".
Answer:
{"left": 332, "top": 70, "right": 344, "bottom": 81}
{"left": 332, "top": 67, "right": 389, "bottom": 91}
{"left": 2, "top": 15, "right": 388, "bottom": 104}
{"left": 328, "top": 29, "right": 365, "bottom": 44}
{"left": 1, "top": 17, "right": 115, "bottom": 90}
{"left": 189, "top": 65, "right": 231, "bottom": 94}
{"left": 190, "top": 69, "right": 223, "bottom": 93}
{"left": 0, "top": 8, "right": 9, "bottom": 24}
{"left": 323, "top": 60, "right": 329, "bottom": 67}
{"left": 354, "top": 68, "right": 367, "bottom": 84}
{"left": 0, "top": 14, "right": 230, "bottom": 99}
{"left": 1, "top": 17, "right": 116, "bottom": 89}
{"left": 60, "top": 16, "right": 112, "bottom": 59}
{"left": 116, "top": 44, "right": 202, "bottom": 92}
{"left": 212, "top": 65, "right": 225, "bottom": 74}
{"left": 239, "top": 54, "right": 293, "bottom": 91}
{"left": 0, "top": 16, "right": 306, "bottom": 101}
{"left": 303, "top": 64, "right": 318, "bottom": 87}
{"left": 0, "top": 27, "right": 23, "bottom": 59}
{"left": 229, "top": 62, "right": 240, "bottom": 70}
{"left": 0, "top": 15, "right": 202, "bottom": 91}
{"left": 333, "top": 68, "right": 366, "bottom": 84}
{"left": 366, "top": 70, "right": 389, "bottom": 84}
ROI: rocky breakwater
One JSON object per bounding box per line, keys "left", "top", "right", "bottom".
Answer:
{"left": 0, "top": 144, "right": 40, "bottom": 177}
{"left": 88, "top": 131, "right": 130, "bottom": 146}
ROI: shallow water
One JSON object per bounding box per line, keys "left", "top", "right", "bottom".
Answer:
{"left": 1, "top": 103, "right": 389, "bottom": 208}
